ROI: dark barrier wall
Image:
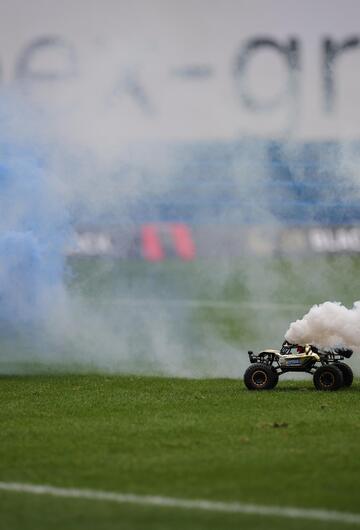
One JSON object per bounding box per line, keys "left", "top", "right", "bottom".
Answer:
{"left": 70, "top": 225, "right": 360, "bottom": 259}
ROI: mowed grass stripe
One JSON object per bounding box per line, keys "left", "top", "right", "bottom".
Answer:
{"left": 0, "top": 482, "right": 360, "bottom": 525}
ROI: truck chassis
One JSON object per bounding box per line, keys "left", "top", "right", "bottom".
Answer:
{"left": 244, "top": 342, "right": 353, "bottom": 391}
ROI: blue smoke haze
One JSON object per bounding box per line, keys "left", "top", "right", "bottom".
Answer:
{"left": 0, "top": 104, "right": 69, "bottom": 326}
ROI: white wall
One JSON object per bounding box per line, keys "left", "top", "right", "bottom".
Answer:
{"left": 1, "top": 0, "right": 360, "bottom": 141}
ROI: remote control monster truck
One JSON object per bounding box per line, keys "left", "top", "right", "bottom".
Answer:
{"left": 244, "top": 341, "right": 353, "bottom": 391}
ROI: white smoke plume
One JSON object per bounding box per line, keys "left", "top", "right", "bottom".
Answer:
{"left": 285, "top": 301, "right": 360, "bottom": 350}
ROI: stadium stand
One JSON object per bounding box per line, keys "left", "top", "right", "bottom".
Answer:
{"left": 118, "top": 140, "right": 360, "bottom": 226}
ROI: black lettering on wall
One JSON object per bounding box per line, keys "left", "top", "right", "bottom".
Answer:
{"left": 234, "top": 37, "right": 300, "bottom": 111}
{"left": 323, "top": 36, "right": 360, "bottom": 112}
{"left": 15, "top": 36, "right": 77, "bottom": 81}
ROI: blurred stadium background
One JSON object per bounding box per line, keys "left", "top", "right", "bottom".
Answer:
{"left": 2, "top": 0, "right": 360, "bottom": 257}
{"left": 1, "top": 0, "right": 360, "bottom": 372}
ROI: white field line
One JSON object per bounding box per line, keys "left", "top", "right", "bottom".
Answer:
{"left": 0, "top": 482, "right": 359, "bottom": 525}
{"left": 96, "top": 298, "right": 308, "bottom": 311}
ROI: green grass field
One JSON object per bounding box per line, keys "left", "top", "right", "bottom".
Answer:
{"left": 1, "top": 375, "right": 360, "bottom": 529}
{"left": 1, "top": 255, "right": 360, "bottom": 528}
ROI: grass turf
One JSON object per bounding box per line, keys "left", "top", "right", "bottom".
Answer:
{"left": 1, "top": 374, "right": 360, "bottom": 529}
{"left": 1, "top": 255, "right": 360, "bottom": 527}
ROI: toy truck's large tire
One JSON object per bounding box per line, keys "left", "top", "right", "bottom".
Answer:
{"left": 334, "top": 362, "right": 353, "bottom": 387}
{"left": 244, "top": 363, "right": 278, "bottom": 390}
{"left": 313, "top": 365, "right": 344, "bottom": 391}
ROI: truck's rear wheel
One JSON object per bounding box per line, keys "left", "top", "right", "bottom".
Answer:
{"left": 334, "top": 362, "right": 353, "bottom": 387}
{"left": 313, "top": 365, "right": 343, "bottom": 391}
{"left": 244, "top": 363, "right": 278, "bottom": 390}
